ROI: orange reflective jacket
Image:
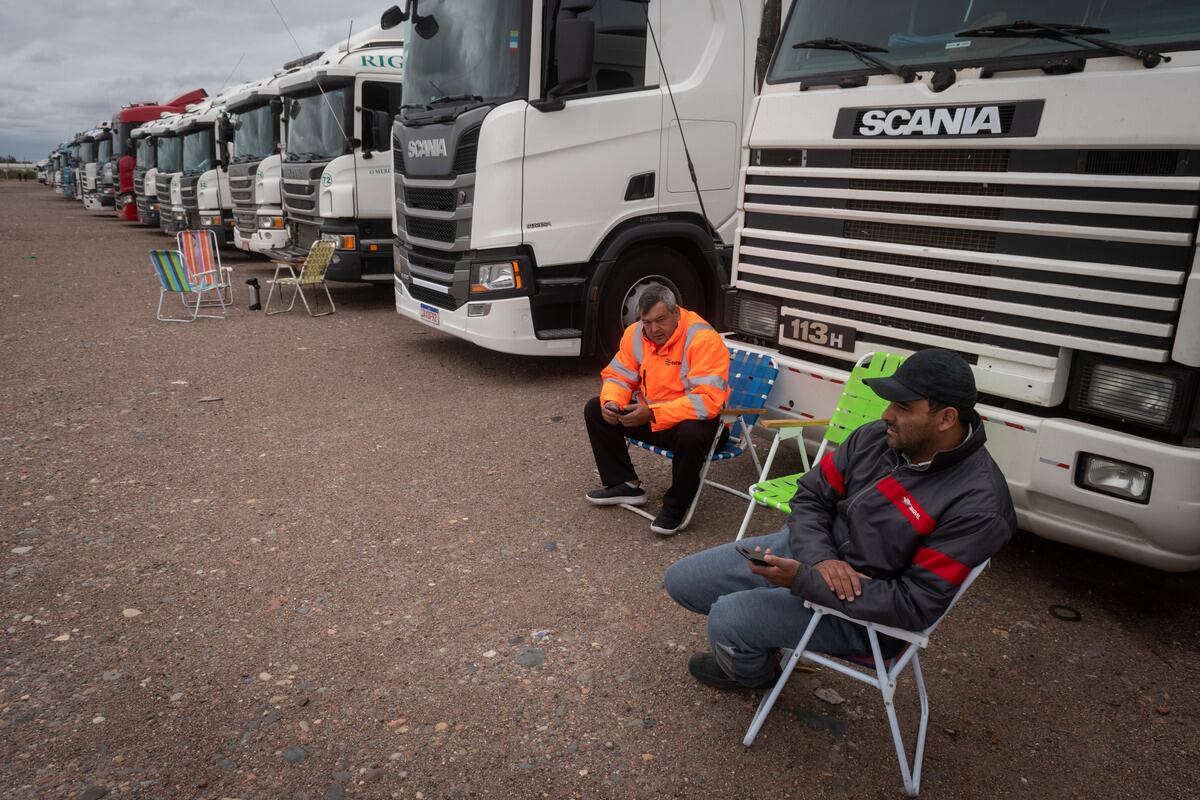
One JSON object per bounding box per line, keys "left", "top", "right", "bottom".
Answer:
{"left": 599, "top": 307, "right": 730, "bottom": 432}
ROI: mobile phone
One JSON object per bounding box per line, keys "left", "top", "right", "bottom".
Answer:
{"left": 604, "top": 401, "right": 621, "bottom": 413}
{"left": 736, "top": 545, "right": 772, "bottom": 566}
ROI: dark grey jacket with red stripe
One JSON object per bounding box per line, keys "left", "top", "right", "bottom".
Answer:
{"left": 788, "top": 415, "right": 1015, "bottom": 637}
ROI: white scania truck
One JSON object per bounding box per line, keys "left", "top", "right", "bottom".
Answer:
{"left": 80, "top": 123, "right": 112, "bottom": 210}
{"left": 388, "top": 0, "right": 777, "bottom": 357}
{"left": 726, "top": 1, "right": 1200, "bottom": 570}
{"left": 155, "top": 114, "right": 187, "bottom": 236}
{"left": 272, "top": 26, "right": 405, "bottom": 282}
{"left": 132, "top": 112, "right": 181, "bottom": 227}
{"left": 175, "top": 94, "right": 235, "bottom": 243}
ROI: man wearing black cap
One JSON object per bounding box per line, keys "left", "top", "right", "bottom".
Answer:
{"left": 664, "top": 348, "right": 1016, "bottom": 690}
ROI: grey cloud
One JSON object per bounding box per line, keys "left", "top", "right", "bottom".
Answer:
{"left": 0, "top": 0, "right": 390, "bottom": 159}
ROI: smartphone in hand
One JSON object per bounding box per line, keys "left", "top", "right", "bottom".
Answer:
{"left": 736, "top": 545, "right": 772, "bottom": 567}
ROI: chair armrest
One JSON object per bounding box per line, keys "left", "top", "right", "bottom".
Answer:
{"left": 803, "top": 600, "right": 930, "bottom": 647}
{"left": 760, "top": 418, "right": 830, "bottom": 429}
{"left": 720, "top": 407, "right": 768, "bottom": 417}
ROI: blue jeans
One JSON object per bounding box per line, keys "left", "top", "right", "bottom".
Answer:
{"left": 665, "top": 528, "right": 873, "bottom": 686}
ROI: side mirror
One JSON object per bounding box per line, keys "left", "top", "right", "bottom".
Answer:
{"left": 543, "top": 18, "right": 595, "bottom": 104}
{"left": 380, "top": 4, "right": 406, "bottom": 30}
{"left": 269, "top": 97, "right": 284, "bottom": 115}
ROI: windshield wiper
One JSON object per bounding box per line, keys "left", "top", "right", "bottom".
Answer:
{"left": 956, "top": 21, "right": 1170, "bottom": 68}
{"left": 793, "top": 38, "right": 916, "bottom": 83}
{"left": 286, "top": 151, "right": 324, "bottom": 162}
{"left": 429, "top": 93, "right": 486, "bottom": 106}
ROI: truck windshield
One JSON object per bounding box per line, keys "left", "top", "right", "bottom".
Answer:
{"left": 80, "top": 142, "right": 97, "bottom": 163}
{"left": 157, "top": 136, "right": 182, "bottom": 173}
{"left": 182, "top": 128, "right": 214, "bottom": 173}
{"left": 136, "top": 139, "right": 155, "bottom": 168}
{"left": 770, "top": 0, "right": 1200, "bottom": 84}
{"left": 98, "top": 138, "right": 112, "bottom": 161}
{"left": 232, "top": 103, "right": 277, "bottom": 162}
{"left": 285, "top": 89, "right": 350, "bottom": 161}
{"left": 401, "top": 0, "right": 524, "bottom": 107}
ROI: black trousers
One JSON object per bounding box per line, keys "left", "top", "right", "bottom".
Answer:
{"left": 584, "top": 396, "right": 727, "bottom": 515}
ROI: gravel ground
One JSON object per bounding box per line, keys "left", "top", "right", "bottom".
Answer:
{"left": 1, "top": 181, "right": 1198, "bottom": 799}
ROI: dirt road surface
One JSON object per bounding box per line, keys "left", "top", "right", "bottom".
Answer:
{"left": 2, "top": 182, "right": 1198, "bottom": 799}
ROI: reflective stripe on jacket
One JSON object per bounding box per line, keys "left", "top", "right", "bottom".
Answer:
{"left": 787, "top": 417, "right": 1015, "bottom": 633}
{"left": 599, "top": 307, "right": 731, "bottom": 432}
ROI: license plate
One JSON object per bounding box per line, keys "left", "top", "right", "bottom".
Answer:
{"left": 419, "top": 303, "right": 440, "bottom": 326}
{"left": 779, "top": 311, "right": 856, "bottom": 353}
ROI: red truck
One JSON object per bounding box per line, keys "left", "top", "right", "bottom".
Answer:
{"left": 112, "top": 89, "right": 207, "bottom": 221}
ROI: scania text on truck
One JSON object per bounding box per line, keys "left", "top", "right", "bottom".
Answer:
{"left": 222, "top": 60, "right": 318, "bottom": 256}
{"left": 388, "top": 0, "right": 778, "bottom": 357}
{"left": 726, "top": 0, "right": 1200, "bottom": 570}
{"left": 273, "top": 25, "right": 405, "bottom": 281}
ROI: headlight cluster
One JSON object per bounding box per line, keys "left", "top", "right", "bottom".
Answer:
{"left": 321, "top": 233, "right": 357, "bottom": 251}
{"left": 470, "top": 261, "right": 523, "bottom": 294}
{"left": 257, "top": 216, "right": 285, "bottom": 230}
{"left": 1070, "top": 354, "right": 1197, "bottom": 435}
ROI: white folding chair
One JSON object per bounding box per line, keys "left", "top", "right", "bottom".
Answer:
{"left": 743, "top": 560, "right": 991, "bottom": 797}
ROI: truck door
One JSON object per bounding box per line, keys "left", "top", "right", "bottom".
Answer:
{"left": 357, "top": 79, "right": 405, "bottom": 220}
{"left": 522, "top": 0, "right": 663, "bottom": 268}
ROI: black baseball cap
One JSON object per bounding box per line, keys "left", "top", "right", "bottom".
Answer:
{"left": 863, "top": 348, "right": 977, "bottom": 409}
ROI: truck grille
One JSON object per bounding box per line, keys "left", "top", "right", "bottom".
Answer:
{"left": 229, "top": 163, "right": 259, "bottom": 234}
{"left": 180, "top": 175, "right": 199, "bottom": 210}
{"left": 405, "top": 217, "right": 456, "bottom": 244}
{"left": 155, "top": 174, "right": 173, "bottom": 202}
{"left": 736, "top": 147, "right": 1198, "bottom": 375}
{"left": 133, "top": 167, "right": 147, "bottom": 195}
{"left": 281, "top": 164, "right": 321, "bottom": 222}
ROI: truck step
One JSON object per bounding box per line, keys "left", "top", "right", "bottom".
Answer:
{"left": 538, "top": 328, "right": 582, "bottom": 340}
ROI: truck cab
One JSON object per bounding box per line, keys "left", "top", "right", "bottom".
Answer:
{"left": 133, "top": 113, "right": 178, "bottom": 227}
{"left": 223, "top": 67, "right": 306, "bottom": 256}
{"left": 98, "top": 130, "right": 116, "bottom": 208}
{"left": 273, "top": 25, "right": 405, "bottom": 281}
{"left": 80, "top": 124, "right": 112, "bottom": 210}
{"left": 156, "top": 111, "right": 192, "bottom": 236}
{"left": 174, "top": 95, "right": 236, "bottom": 243}
{"left": 113, "top": 92, "right": 206, "bottom": 222}
{"left": 388, "top": 0, "right": 769, "bottom": 357}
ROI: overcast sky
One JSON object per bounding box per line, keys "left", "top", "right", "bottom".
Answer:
{"left": 0, "top": 0, "right": 393, "bottom": 161}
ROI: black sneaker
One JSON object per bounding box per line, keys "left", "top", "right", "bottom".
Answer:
{"left": 687, "top": 652, "right": 780, "bottom": 691}
{"left": 586, "top": 483, "right": 646, "bottom": 506}
{"left": 649, "top": 507, "right": 684, "bottom": 535}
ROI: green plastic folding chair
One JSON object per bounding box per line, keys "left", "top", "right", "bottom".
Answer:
{"left": 150, "top": 249, "right": 228, "bottom": 323}
{"left": 734, "top": 351, "right": 905, "bottom": 540}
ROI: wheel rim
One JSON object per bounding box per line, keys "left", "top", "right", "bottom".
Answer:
{"left": 620, "top": 274, "right": 681, "bottom": 328}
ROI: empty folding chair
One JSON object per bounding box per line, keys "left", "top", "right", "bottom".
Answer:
{"left": 176, "top": 229, "right": 233, "bottom": 306}
{"left": 621, "top": 347, "right": 778, "bottom": 532}
{"left": 265, "top": 240, "right": 338, "bottom": 316}
{"left": 735, "top": 351, "right": 904, "bottom": 540}
{"left": 743, "top": 560, "right": 992, "bottom": 797}
{"left": 150, "top": 249, "right": 228, "bottom": 323}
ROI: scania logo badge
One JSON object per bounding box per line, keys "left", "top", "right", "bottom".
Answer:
{"left": 407, "top": 138, "right": 449, "bottom": 159}
{"left": 834, "top": 100, "right": 1043, "bottom": 139}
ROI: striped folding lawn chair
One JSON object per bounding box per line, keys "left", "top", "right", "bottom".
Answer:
{"left": 735, "top": 351, "right": 905, "bottom": 540}
{"left": 176, "top": 229, "right": 233, "bottom": 306}
{"left": 264, "top": 240, "right": 338, "bottom": 316}
{"left": 150, "top": 249, "right": 228, "bottom": 322}
{"left": 621, "top": 347, "right": 778, "bottom": 533}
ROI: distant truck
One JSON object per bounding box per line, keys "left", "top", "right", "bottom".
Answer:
{"left": 222, "top": 59, "right": 319, "bottom": 256}
{"left": 131, "top": 113, "right": 181, "bottom": 227}
{"left": 273, "top": 24, "right": 405, "bottom": 281}
{"left": 155, "top": 113, "right": 188, "bottom": 235}
{"left": 173, "top": 94, "right": 236, "bottom": 242}
{"left": 80, "top": 123, "right": 112, "bottom": 210}
{"left": 111, "top": 90, "right": 206, "bottom": 221}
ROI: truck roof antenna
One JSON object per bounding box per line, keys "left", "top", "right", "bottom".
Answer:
{"left": 217, "top": 52, "right": 246, "bottom": 96}
{"left": 266, "top": 0, "right": 349, "bottom": 145}
{"left": 639, "top": 0, "right": 718, "bottom": 244}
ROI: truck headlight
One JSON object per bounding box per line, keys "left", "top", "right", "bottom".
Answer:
{"left": 732, "top": 293, "right": 780, "bottom": 341}
{"left": 1070, "top": 355, "right": 1197, "bottom": 434}
{"left": 321, "top": 233, "right": 357, "bottom": 251}
{"left": 257, "top": 216, "right": 285, "bottom": 230}
{"left": 470, "top": 261, "right": 523, "bottom": 293}
{"left": 1075, "top": 454, "right": 1153, "bottom": 504}
{"left": 201, "top": 215, "right": 221, "bottom": 227}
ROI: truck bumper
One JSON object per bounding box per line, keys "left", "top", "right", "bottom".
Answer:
{"left": 235, "top": 227, "right": 292, "bottom": 256}
{"left": 728, "top": 339, "right": 1200, "bottom": 572}
{"left": 394, "top": 278, "right": 580, "bottom": 357}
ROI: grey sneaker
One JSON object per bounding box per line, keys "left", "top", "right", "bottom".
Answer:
{"left": 586, "top": 483, "right": 646, "bottom": 506}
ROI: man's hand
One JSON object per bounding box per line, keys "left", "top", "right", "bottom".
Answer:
{"left": 812, "top": 560, "right": 870, "bottom": 602}
{"left": 618, "top": 402, "right": 653, "bottom": 427}
{"left": 600, "top": 401, "right": 623, "bottom": 426}
{"left": 747, "top": 548, "right": 800, "bottom": 588}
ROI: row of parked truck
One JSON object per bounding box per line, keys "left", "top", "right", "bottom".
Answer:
{"left": 40, "top": 0, "right": 1200, "bottom": 573}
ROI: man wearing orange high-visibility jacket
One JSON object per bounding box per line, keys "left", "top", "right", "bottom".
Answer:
{"left": 583, "top": 286, "right": 730, "bottom": 535}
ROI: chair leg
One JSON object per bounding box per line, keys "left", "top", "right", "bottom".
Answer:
{"left": 156, "top": 289, "right": 193, "bottom": 323}
{"left": 743, "top": 611, "right": 825, "bottom": 747}
{"left": 871, "top": 631, "right": 924, "bottom": 797}
{"left": 735, "top": 434, "right": 783, "bottom": 541}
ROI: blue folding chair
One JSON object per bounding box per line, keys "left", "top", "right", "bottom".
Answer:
{"left": 621, "top": 347, "right": 779, "bottom": 532}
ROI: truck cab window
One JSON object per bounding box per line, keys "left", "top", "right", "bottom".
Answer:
{"left": 361, "top": 81, "right": 404, "bottom": 151}
{"left": 543, "top": 0, "right": 650, "bottom": 98}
